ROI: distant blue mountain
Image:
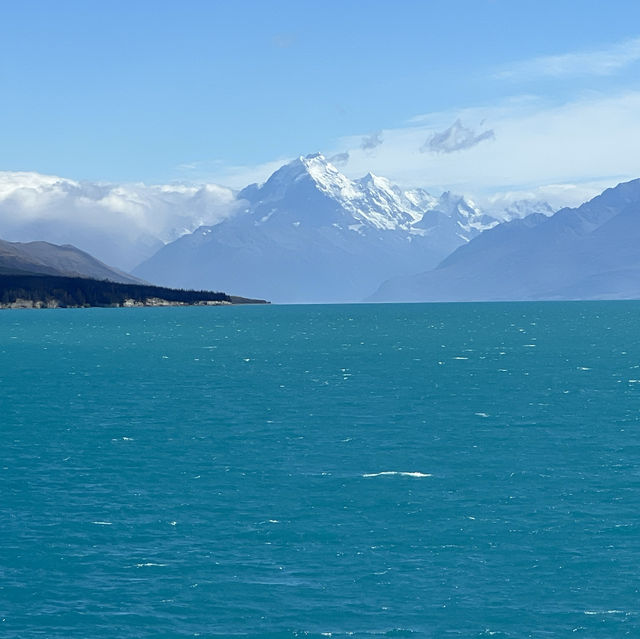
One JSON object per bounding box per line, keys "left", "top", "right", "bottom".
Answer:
{"left": 369, "top": 178, "right": 640, "bottom": 302}
{"left": 0, "top": 237, "right": 143, "bottom": 284}
{"left": 134, "top": 154, "right": 499, "bottom": 303}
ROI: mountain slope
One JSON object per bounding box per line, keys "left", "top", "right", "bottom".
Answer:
{"left": 0, "top": 239, "right": 145, "bottom": 284}
{"left": 369, "top": 178, "right": 640, "bottom": 302}
{"left": 134, "top": 154, "right": 498, "bottom": 303}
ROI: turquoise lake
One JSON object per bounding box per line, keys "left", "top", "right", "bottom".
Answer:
{"left": 2, "top": 302, "right": 640, "bottom": 638}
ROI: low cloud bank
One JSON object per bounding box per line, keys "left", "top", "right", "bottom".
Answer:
{"left": 0, "top": 173, "right": 238, "bottom": 270}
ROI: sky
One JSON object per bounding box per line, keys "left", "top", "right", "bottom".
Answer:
{"left": 2, "top": 0, "right": 640, "bottom": 206}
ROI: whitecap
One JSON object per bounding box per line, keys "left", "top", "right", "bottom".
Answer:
{"left": 362, "top": 471, "right": 432, "bottom": 478}
{"left": 91, "top": 521, "right": 112, "bottom": 525}
{"left": 584, "top": 610, "right": 626, "bottom": 615}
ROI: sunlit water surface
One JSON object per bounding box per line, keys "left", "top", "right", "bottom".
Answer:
{"left": 2, "top": 302, "right": 640, "bottom": 638}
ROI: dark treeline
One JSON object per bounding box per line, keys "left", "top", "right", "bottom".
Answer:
{"left": 0, "top": 274, "right": 233, "bottom": 307}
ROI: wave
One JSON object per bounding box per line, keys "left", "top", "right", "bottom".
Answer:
{"left": 362, "top": 471, "right": 432, "bottom": 478}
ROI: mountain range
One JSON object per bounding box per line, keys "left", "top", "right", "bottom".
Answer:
{"left": 2, "top": 156, "right": 639, "bottom": 305}
{"left": 134, "top": 154, "right": 499, "bottom": 303}
{"left": 370, "top": 178, "right": 640, "bottom": 302}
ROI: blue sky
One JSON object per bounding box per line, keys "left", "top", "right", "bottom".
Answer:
{"left": 2, "top": 0, "right": 640, "bottom": 204}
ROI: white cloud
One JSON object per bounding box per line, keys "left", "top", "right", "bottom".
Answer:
{"left": 165, "top": 89, "right": 640, "bottom": 215}
{"left": 184, "top": 157, "right": 290, "bottom": 189}
{"left": 326, "top": 91, "right": 640, "bottom": 209}
{"left": 496, "top": 36, "right": 640, "bottom": 80}
{"left": 173, "top": 90, "right": 640, "bottom": 213}
{"left": 484, "top": 182, "right": 619, "bottom": 215}
{"left": 0, "top": 173, "right": 238, "bottom": 270}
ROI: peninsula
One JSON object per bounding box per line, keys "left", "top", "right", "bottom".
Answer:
{"left": 0, "top": 274, "right": 268, "bottom": 309}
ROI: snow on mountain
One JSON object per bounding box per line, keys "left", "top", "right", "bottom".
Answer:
{"left": 237, "top": 153, "right": 425, "bottom": 231}
{"left": 134, "top": 154, "right": 499, "bottom": 303}
{"left": 369, "top": 178, "right": 640, "bottom": 302}
{"left": 412, "top": 191, "right": 498, "bottom": 240}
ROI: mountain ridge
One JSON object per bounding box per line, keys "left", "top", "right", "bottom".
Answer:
{"left": 0, "top": 238, "right": 146, "bottom": 284}
{"left": 369, "top": 178, "right": 640, "bottom": 302}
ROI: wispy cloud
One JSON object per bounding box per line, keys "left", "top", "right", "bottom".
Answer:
{"left": 420, "top": 119, "right": 495, "bottom": 153}
{"left": 497, "top": 36, "right": 640, "bottom": 80}
{"left": 170, "top": 88, "right": 640, "bottom": 212}
{"left": 328, "top": 151, "right": 350, "bottom": 167}
{"left": 361, "top": 131, "right": 383, "bottom": 150}
{"left": 325, "top": 90, "right": 640, "bottom": 208}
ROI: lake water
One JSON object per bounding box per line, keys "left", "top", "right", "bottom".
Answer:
{"left": 2, "top": 302, "right": 640, "bottom": 638}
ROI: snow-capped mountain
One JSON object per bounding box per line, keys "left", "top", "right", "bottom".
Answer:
{"left": 134, "top": 153, "right": 498, "bottom": 303}
{"left": 236, "top": 154, "right": 427, "bottom": 230}
{"left": 369, "top": 178, "right": 640, "bottom": 302}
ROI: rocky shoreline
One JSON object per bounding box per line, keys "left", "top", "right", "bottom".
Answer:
{"left": 0, "top": 297, "right": 236, "bottom": 309}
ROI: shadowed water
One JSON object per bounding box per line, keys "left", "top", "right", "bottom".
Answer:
{"left": 2, "top": 302, "right": 640, "bottom": 637}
